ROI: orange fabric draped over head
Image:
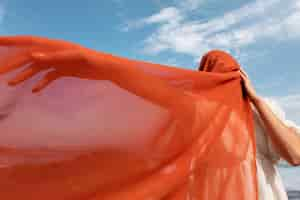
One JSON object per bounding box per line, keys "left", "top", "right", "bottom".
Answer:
{"left": 0, "top": 36, "right": 257, "bottom": 200}
{"left": 198, "top": 50, "right": 240, "bottom": 73}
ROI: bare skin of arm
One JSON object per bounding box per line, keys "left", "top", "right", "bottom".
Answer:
{"left": 240, "top": 69, "right": 300, "bottom": 166}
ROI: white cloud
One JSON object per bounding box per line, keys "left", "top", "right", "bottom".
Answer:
{"left": 144, "top": 7, "right": 183, "bottom": 24}
{"left": 266, "top": 94, "right": 300, "bottom": 126}
{"left": 121, "top": 7, "right": 183, "bottom": 32}
{"left": 124, "top": 0, "right": 300, "bottom": 62}
{"left": 174, "top": 0, "right": 205, "bottom": 11}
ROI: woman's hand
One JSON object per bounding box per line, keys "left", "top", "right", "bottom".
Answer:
{"left": 240, "top": 68, "right": 259, "bottom": 102}
{"left": 0, "top": 35, "right": 103, "bottom": 93}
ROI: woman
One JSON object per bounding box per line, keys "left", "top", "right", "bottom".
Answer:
{"left": 0, "top": 36, "right": 299, "bottom": 199}
{"left": 198, "top": 50, "right": 300, "bottom": 200}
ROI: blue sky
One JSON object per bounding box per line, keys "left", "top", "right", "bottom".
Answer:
{"left": 0, "top": 0, "right": 299, "bottom": 123}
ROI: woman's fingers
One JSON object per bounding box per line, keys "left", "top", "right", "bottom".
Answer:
{"left": 0, "top": 54, "right": 30, "bottom": 75}
{"left": 3, "top": 49, "right": 83, "bottom": 90}
{"left": 240, "top": 72, "right": 247, "bottom": 81}
{"left": 239, "top": 68, "right": 249, "bottom": 78}
{"left": 7, "top": 63, "right": 46, "bottom": 86}
{"left": 239, "top": 69, "right": 250, "bottom": 84}
{"left": 32, "top": 70, "right": 62, "bottom": 93}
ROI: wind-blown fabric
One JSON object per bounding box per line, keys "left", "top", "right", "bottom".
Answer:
{"left": 0, "top": 37, "right": 257, "bottom": 199}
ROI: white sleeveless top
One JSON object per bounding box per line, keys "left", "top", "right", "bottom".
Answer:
{"left": 252, "top": 98, "right": 300, "bottom": 200}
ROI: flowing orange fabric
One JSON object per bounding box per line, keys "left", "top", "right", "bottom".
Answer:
{"left": 0, "top": 36, "right": 257, "bottom": 200}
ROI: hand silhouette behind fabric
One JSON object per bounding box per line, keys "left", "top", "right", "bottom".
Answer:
{"left": 0, "top": 36, "right": 109, "bottom": 92}
{"left": 0, "top": 35, "right": 200, "bottom": 123}
{"left": 0, "top": 35, "right": 258, "bottom": 200}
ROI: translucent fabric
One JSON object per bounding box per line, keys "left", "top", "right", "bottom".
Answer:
{"left": 0, "top": 36, "right": 258, "bottom": 199}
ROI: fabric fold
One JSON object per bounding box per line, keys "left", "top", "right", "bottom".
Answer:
{"left": 0, "top": 38, "right": 258, "bottom": 200}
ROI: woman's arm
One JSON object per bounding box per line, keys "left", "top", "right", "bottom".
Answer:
{"left": 252, "top": 97, "right": 300, "bottom": 166}
{"left": 240, "top": 70, "right": 300, "bottom": 166}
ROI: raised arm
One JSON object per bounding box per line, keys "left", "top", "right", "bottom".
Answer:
{"left": 252, "top": 97, "right": 300, "bottom": 166}
{"left": 240, "top": 70, "right": 300, "bottom": 166}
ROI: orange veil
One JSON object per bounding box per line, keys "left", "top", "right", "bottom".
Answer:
{"left": 0, "top": 36, "right": 257, "bottom": 199}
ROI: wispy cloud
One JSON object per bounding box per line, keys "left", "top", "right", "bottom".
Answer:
{"left": 123, "top": 0, "right": 300, "bottom": 62}
{"left": 266, "top": 94, "right": 300, "bottom": 126}
{"left": 174, "top": 0, "right": 205, "bottom": 11}
{"left": 121, "top": 7, "right": 183, "bottom": 32}
{"left": 118, "top": 0, "right": 300, "bottom": 125}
